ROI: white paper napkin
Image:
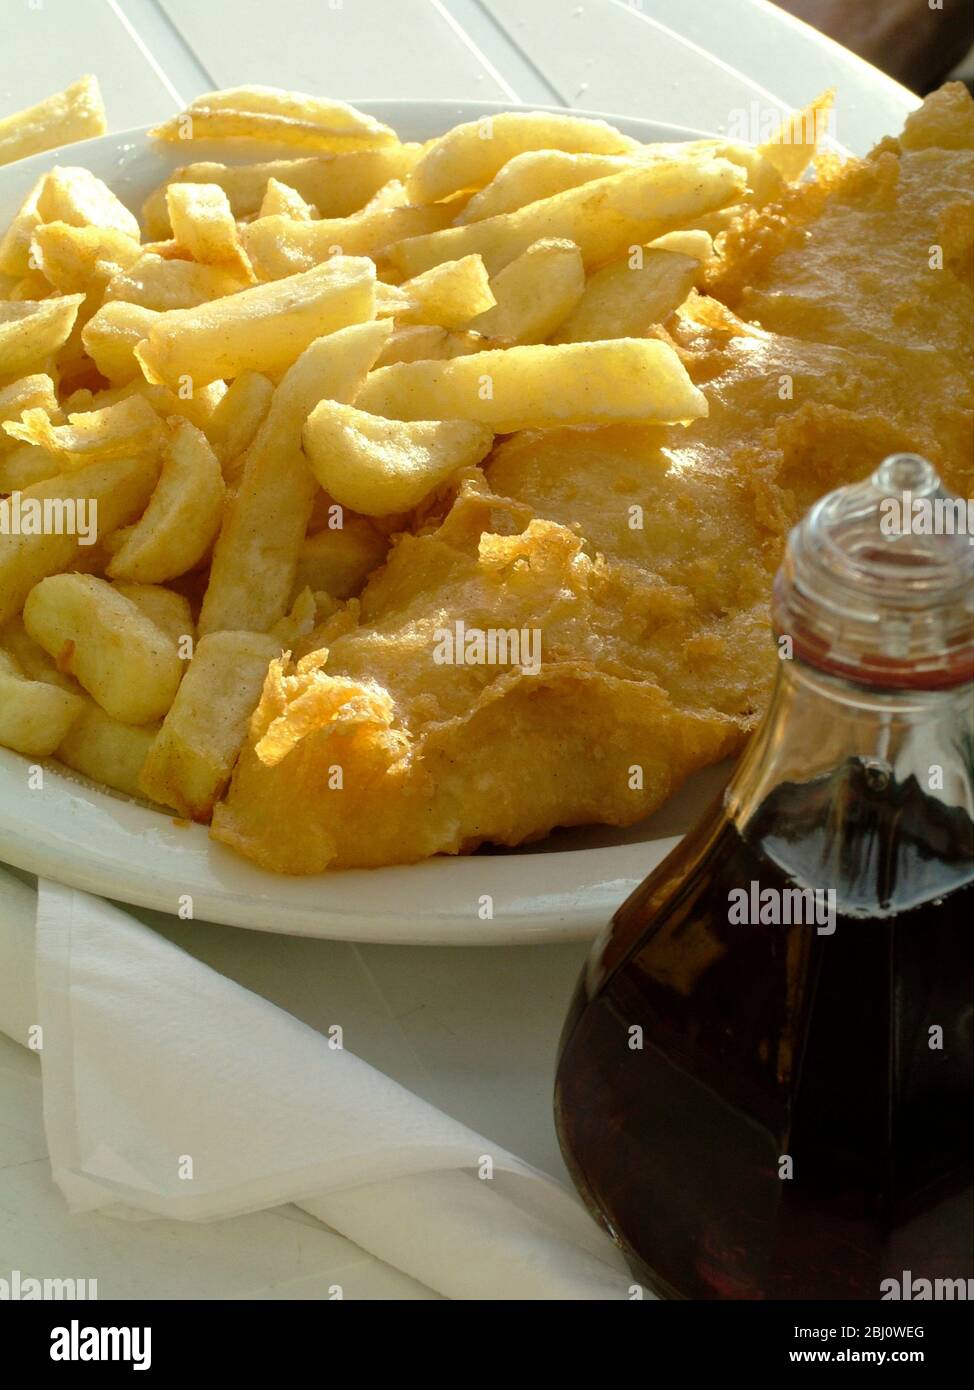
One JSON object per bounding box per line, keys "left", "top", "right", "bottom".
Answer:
{"left": 0, "top": 866, "right": 632, "bottom": 1299}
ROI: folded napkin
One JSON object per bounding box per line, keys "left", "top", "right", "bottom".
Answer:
{"left": 0, "top": 866, "right": 632, "bottom": 1299}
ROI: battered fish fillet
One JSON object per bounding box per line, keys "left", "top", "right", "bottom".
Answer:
{"left": 211, "top": 86, "right": 974, "bottom": 873}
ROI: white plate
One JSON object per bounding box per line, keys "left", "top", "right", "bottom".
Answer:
{"left": 0, "top": 100, "right": 731, "bottom": 945}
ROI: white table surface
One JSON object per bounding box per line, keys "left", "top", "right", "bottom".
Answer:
{"left": 0, "top": 0, "right": 916, "bottom": 1300}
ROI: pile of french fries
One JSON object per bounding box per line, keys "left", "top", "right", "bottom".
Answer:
{"left": 0, "top": 78, "right": 818, "bottom": 833}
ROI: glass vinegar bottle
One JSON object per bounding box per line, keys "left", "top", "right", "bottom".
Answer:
{"left": 554, "top": 455, "right": 974, "bottom": 1300}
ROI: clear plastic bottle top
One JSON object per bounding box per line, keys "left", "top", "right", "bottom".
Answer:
{"left": 772, "top": 454, "right": 974, "bottom": 690}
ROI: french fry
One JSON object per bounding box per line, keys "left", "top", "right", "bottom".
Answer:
{"left": 29, "top": 221, "right": 141, "bottom": 296}
{"left": 635, "top": 138, "right": 786, "bottom": 208}
{"left": 394, "top": 254, "right": 495, "bottom": 328}
{"left": 407, "top": 111, "right": 639, "bottom": 202}
{"left": 168, "top": 378, "right": 229, "bottom": 426}
{"left": 356, "top": 338, "right": 707, "bottom": 432}
{"left": 7, "top": 271, "right": 53, "bottom": 301}
{"left": 3, "top": 394, "right": 163, "bottom": 459}
{"left": 259, "top": 178, "right": 316, "bottom": 220}
{"left": 240, "top": 196, "right": 457, "bottom": 280}
{"left": 57, "top": 699, "right": 163, "bottom": 801}
{"left": 0, "top": 452, "right": 160, "bottom": 625}
{"left": 103, "top": 251, "right": 249, "bottom": 311}
{"left": 107, "top": 419, "right": 226, "bottom": 582}
{"left": 140, "top": 148, "right": 421, "bottom": 238}
{"left": 375, "top": 281, "right": 410, "bottom": 317}
{"left": 0, "top": 613, "right": 77, "bottom": 690}
{"left": 388, "top": 156, "right": 747, "bottom": 277}
{"left": 303, "top": 402, "right": 493, "bottom": 514}
{"left": 648, "top": 228, "right": 714, "bottom": 260}
{"left": 149, "top": 86, "right": 398, "bottom": 151}
{"left": 0, "top": 295, "right": 84, "bottom": 380}
{"left": 374, "top": 324, "right": 491, "bottom": 367}
{"left": 708, "top": 142, "right": 784, "bottom": 208}
{"left": 139, "top": 630, "right": 282, "bottom": 819}
{"left": 471, "top": 238, "right": 583, "bottom": 343}
{"left": 36, "top": 166, "right": 140, "bottom": 241}
{"left": 362, "top": 180, "right": 410, "bottom": 213}
{"left": 456, "top": 149, "right": 641, "bottom": 224}
{"left": 134, "top": 255, "right": 377, "bottom": 388}
{"left": 137, "top": 239, "right": 186, "bottom": 259}
{"left": 612, "top": 133, "right": 787, "bottom": 201}
{"left": 0, "top": 75, "right": 106, "bottom": 167}
{"left": 551, "top": 247, "right": 701, "bottom": 343}
{"left": 0, "top": 648, "right": 84, "bottom": 756}
{"left": 293, "top": 519, "right": 389, "bottom": 601}
{"left": 23, "top": 572, "right": 183, "bottom": 724}
{"left": 81, "top": 301, "right": 160, "bottom": 384}
{"left": 166, "top": 183, "right": 255, "bottom": 281}
{"left": 78, "top": 376, "right": 227, "bottom": 431}
{"left": 198, "top": 318, "right": 391, "bottom": 635}
{"left": 204, "top": 369, "right": 274, "bottom": 473}
{"left": 0, "top": 373, "right": 59, "bottom": 450}
{"left": 59, "top": 387, "right": 93, "bottom": 412}
{"left": 110, "top": 580, "right": 194, "bottom": 653}
{"left": 760, "top": 92, "right": 835, "bottom": 183}
{"left": 0, "top": 442, "right": 62, "bottom": 491}
{"left": 0, "top": 175, "right": 45, "bottom": 278}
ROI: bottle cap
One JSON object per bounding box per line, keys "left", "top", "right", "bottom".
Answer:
{"left": 773, "top": 454, "right": 974, "bottom": 690}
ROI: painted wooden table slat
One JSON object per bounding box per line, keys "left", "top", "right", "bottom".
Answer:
{"left": 153, "top": 0, "right": 517, "bottom": 101}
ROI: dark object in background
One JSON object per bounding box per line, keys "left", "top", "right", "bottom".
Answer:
{"left": 555, "top": 455, "right": 974, "bottom": 1299}
{"left": 775, "top": 0, "right": 973, "bottom": 92}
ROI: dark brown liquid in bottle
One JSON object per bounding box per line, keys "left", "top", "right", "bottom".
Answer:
{"left": 555, "top": 760, "right": 974, "bottom": 1299}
